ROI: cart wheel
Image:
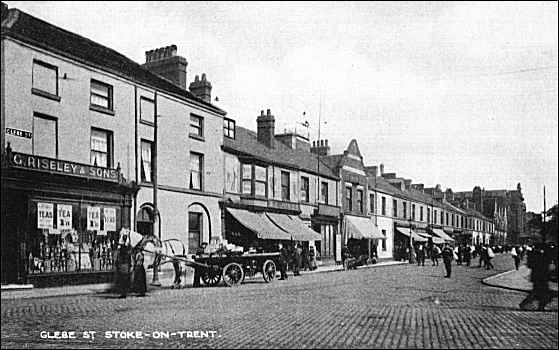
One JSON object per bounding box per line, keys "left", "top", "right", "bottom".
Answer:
{"left": 201, "top": 266, "right": 222, "bottom": 287}
{"left": 262, "top": 260, "right": 276, "bottom": 283}
{"left": 222, "top": 263, "right": 244, "bottom": 287}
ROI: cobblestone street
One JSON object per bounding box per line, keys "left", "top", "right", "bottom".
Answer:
{"left": 1, "top": 255, "right": 557, "bottom": 349}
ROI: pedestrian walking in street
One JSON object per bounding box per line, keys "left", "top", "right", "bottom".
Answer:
{"left": 463, "top": 244, "right": 472, "bottom": 267}
{"left": 442, "top": 244, "right": 453, "bottom": 278}
{"left": 520, "top": 243, "right": 555, "bottom": 311}
{"left": 431, "top": 245, "right": 440, "bottom": 266}
{"left": 293, "top": 244, "right": 302, "bottom": 276}
{"left": 478, "top": 245, "right": 487, "bottom": 268}
{"left": 417, "top": 244, "right": 425, "bottom": 266}
{"left": 278, "top": 243, "right": 289, "bottom": 280}
{"left": 301, "top": 245, "right": 310, "bottom": 271}
{"left": 511, "top": 246, "right": 521, "bottom": 270}
{"left": 309, "top": 246, "right": 317, "bottom": 271}
{"left": 115, "top": 233, "right": 132, "bottom": 298}
{"left": 342, "top": 244, "right": 350, "bottom": 269}
{"left": 131, "top": 248, "right": 147, "bottom": 297}
{"left": 486, "top": 245, "right": 495, "bottom": 270}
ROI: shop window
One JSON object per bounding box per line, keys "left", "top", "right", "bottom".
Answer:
{"left": 140, "top": 97, "right": 154, "bottom": 124}
{"left": 33, "top": 113, "right": 57, "bottom": 158}
{"left": 140, "top": 140, "right": 154, "bottom": 183}
{"left": 90, "top": 128, "right": 112, "bottom": 168}
{"left": 224, "top": 118, "right": 235, "bottom": 139}
{"left": 188, "top": 212, "right": 202, "bottom": 254}
{"left": 189, "top": 114, "right": 204, "bottom": 139}
{"left": 90, "top": 79, "right": 113, "bottom": 111}
{"left": 281, "top": 171, "right": 290, "bottom": 201}
{"left": 346, "top": 186, "right": 353, "bottom": 211}
{"left": 381, "top": 230, "right": 386, "bottom": 251}
{"left": 300, "top": 176, "right": 310, "bottom": 202}
{"left": 189, "top": 152, "right": 203, "bottom": 190}
{"left": 32, "top": 60, "right": 59, "bottom": 99}
{"left": 321, "top": 182, "right": 329, "bottom": 204}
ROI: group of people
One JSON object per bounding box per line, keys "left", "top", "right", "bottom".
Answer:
{"left": 277, "top": 243, "right": 318, "bottom": 280}
{"left": 114, "top": 233, "right": 147, "bottom": 298}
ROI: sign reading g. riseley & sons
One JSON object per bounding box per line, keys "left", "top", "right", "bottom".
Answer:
{"left": 10, "top": 152, "right": 119, "bottom": 182}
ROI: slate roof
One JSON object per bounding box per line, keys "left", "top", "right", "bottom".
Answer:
{"left": 223, "top": 126, "right": 338, "bottom": 179}
{"left": 1, "top": 7, "right": 225, "bottom": 115}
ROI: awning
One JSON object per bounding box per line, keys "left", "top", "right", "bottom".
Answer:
{"left": 431, "top": 228, "right": 455, "bottom": 242}
{"left": 345, "top": 215, "right": 385, "bottom": 240}
{"left": 266, "top": 213, "right": 321, "bottom": 241}
{"left": 416, "top": 231, "right": 445, "bottom": 244}
{"left": 227, "top": 208, "right": 291, "bottom": 240}
{"left": 396, "top": 227, "right": 427, "bottom": 242}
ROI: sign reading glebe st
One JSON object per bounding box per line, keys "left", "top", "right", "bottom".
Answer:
{"left": 10, "top": 152, "right": 119, "bottom": 182}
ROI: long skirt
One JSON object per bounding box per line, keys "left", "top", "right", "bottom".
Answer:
{"left": 132, "top": 265, "right": 147, "bottom": 295}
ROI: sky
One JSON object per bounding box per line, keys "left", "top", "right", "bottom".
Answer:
{"left": 6, "top": 1, "right": 558, "bottom": 213}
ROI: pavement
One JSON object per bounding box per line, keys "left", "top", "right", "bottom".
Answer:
{"left": 483, "top": 264, "right": 559, "bottom": 293}
{"left": 0, "top": 260, "right": 405, "bottom": 300}
{"left": 1, "top": 254, "right": 557, "bottom": 349}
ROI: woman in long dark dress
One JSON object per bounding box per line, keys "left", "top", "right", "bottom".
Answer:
{"left": 132, "top": 248, "right": 147, "bottom": 296}
{"left": 115, "top": 235, "right": 132, "bottom": 298}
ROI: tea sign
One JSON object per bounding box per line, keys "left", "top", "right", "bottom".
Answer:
{"left": 37, "top": 203, "right": 54, "bottom": 229}
{"left": 57, "top": 204, "right": 73, "bottom": 231}
{"left": 87, "top": 206, "right": 101, "bottom": 231}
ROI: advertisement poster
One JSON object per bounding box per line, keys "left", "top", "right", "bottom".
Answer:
{"left": 87, "top": 206, "right": 101, "bottom": 231}
{"left": 103, "top": 207, "right": 116, "bottom": 232}
{"left": 57, "top": 204, "right": 73, "bottom": 232}
{"left": 335, "top": 233, "right": 342, "bottom": 263}
{"left": 37, "top": 202, "right": 53, "bottom": 229}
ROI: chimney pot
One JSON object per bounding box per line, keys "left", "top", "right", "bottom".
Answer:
{"left": 380, "top": 163, "right": 384, "bottom": 175}
{"left": 143, "top": 45, "right": 188, "bottom": 89}
{"left": 267, "top": 109, "right": 271, "bottom": 116}
{"left": 325, "top": 140, "right": 328, "bottom": 146}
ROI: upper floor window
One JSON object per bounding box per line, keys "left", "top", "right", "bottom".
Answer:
{"left": 382, "top": 197, "right": 386, "bottom": 216}
{"left": 240, "top": 164, "right": 267, "bottom": 197}
{"left": 427, "top": 208, "right": 431, "bottom": 223}
{"left": 446, "top": 213, "right": 449, "bottom": 226}
{"left": 140, "top": 140, "right": 154, "bottom": 183}
{"left": 452, "top": 214, "right": 455, "bottom": 226}
{"left": 90, "top": 79, "right": 113, "bottom": 111}
{"left": 33, "top": 113, "right": 57, "bottom": 158}
{"left": 90, "top": 128, "right": 112, "bottom": 168}
{"left": 281, "top": 171, "right": 290, "bottom": 201}
{"left": 357, "top": 189, "right": 364, "bottom": 213}
{"left": 254, "top": 165, "right": 267, "bottom": 197}
{"left": 346, "top": 186, "right": 353, "bottom": 211}
{"left": 32, "top": 60, "right": 58, "bottom": 99}
{"left": 369, "top": 193, "right": 375, "bottom": 213}
{"left": 140, "top": 97, "right": 155, "bottom": 124}
{"left": 393, "top": 199, "right": 397, "bottom": 217}
{"left": 189, "top": 152, "right": 203, "bottom": 190}
{"left": 300, "top": 176, "right": 310, "bottom": 202}
{"left": 420, "top": 206, "right": 423, "bottom": 221}
{"left": 321, "top": 182, "right": 329, "bottom": 204}
{"left": 434, "top": 210, "right": 437, "bottom": 224}
{"left": 242, "top": 164, "right": 253, "bottom": 194}
{"left": 441, "top": 211, "right": 444, "bottom": 225}
{"left": 403, "top": 202, "right": 407, "bottom": 219}
{"left": 224, "top": 118, "right": 236, "bottom": 139}
{"left": 411, "top": 204, "right": 415, "bottom": 220}
{"left": 190, "top": 114, "right": 204, "bottom": 139}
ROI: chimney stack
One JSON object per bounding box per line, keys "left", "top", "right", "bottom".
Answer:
{"left": 189, "top": 73, "right": 212, "bottom": 103}
{"left": 142, "top": 45, "right": 188, "bottom": 89}
{"left": 257, "top": 109, "right": 275, "bottom": 148}
{"left": 404, "top": 179, "right": 412, "bottom": 190}
{"left": 379, "top": 163, "right": 384, "bottom": 175}
{"left": 310, "top": 139, "right": 330, "bottom": 156}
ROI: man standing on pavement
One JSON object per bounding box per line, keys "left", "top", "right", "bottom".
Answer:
{"left": 442, "top": 244, "right": 453, "bottom": 278}
{"left": 192, "top": 242, "right": 208, "bottom": 288}
{"left": 520, "top": 242, "right": 554, "bottom": 311}
{"left": 293, "top": 244, "right": 302, "bottom": 276}
{"left": 417, "top": 244, "right": 425, "bottom": 266}
{"left": 511, "top": 246, "right": 521, "bottom": 270}
{"left": 463, "top": 244, "right": 472, "bottom": 267}
{"left": 278, "top": 243, "right": 289, "bottom": 280}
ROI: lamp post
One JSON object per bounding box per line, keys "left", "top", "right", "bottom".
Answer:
{"left": 409, "top": 218, "right": 416, "bottom": 264}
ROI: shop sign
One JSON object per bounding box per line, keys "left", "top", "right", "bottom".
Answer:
{"left": 87, "top": 206, "right": 101, "bottom": 231}
{"left": 103, "top": 207, "right": 116, "bottom": 232}
{"left": 10, "top": 152, "right": 119, "bottom": 182}
{"left": 57, "top": 204, "right": 73, "bottom": 231}
{"left": 37, "top": 203, "right": 54, "bottom": 229}
{"left": 6, "top": 127, "right": 32, "bottom": 139}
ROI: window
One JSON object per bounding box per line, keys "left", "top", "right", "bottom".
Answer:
{"left": 90, "top": 80, "right": 113, "bottom": 110}
{"left": 281, "top": 171, "right": 290, "bottom": 201}
{"left": 382, "top": 197, "right": 386, "bottom": 216}
{"left": 90, "top": 128, "right": 112, "bottom": 168}
{"left": 242, "top": 164, "right": 252, "bottom": 194}
{"left": 411, "top": 204, "right": 415, "bottom": 220}
{"left": 140, "top": 140, "right": 153, "bottom": 183}
{"left": 189, "top": 152, "right": 203, "bottom": 190}
{"left": 346, "top": 186, "right": 353, "bottom": 211}
{"left": 357, "top": 189, "right": 363, "bottom": 213}
{"left": 420, "top": 207, "right": 423, "bottom": 221}
{"left": 190, "top": 114, "right": 204, "bottom": 139}
{"left": 224, "top": 118, "right": 235, "bottom": 139}
{"left": 254, "top": 165, "right": 267, "bottom": 197}
{"left": 441, "top": 211, "right": 444, "bottom": 225}
{"left": 369, "top": 194, "right": 375, "bottom": 213}
{"left": 427, "top": 208, "right": 431, "bottom": 223}
{"left": 381, "top": 230, "right": 386, "bottom": 251}
{"left": 452, "top": 214, "right": 455, "bottom": 226}
{"left": 300, "top": 176, "right": 310, "bottom": 202}
{"left": 446, "top": 213, "right": 449, "bottom": 226}
{"left": 321, "top": 182, "right": 329, "bottom": 204}
{"left": 32, "top": 60, "right": 58, "bottom": 98}
{"left": 140, "top": 97, "right": 154, "bottom": 124}
{"left": 403, "top": 202, "right": 407, "bottom": 219}
{"left": 393, "top": 199, "right": 397, "bottom": 217}
{"left": 434, "top": 210, "right": 437, "bottom": 224}
{"left": 33, "top": 113, "right": 57, "bottom": 158}
{"left": 188, "top": 212, "right": 202, "bottom": 254}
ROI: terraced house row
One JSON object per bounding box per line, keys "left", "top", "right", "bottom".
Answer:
{"left": 0, "top": 3, "right": 526, "bottom": 287}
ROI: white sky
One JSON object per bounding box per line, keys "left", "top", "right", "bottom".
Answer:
{"left": 6, "top": 1, "right": 558, "bottom": 213}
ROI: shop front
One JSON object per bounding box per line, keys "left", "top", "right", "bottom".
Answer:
{"left": 1, "top": 147, "right": 137, "bottom": 287}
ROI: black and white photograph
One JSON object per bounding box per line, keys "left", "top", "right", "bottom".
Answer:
{"left": 1, "top": 1, "right": 558, "bottom": 349}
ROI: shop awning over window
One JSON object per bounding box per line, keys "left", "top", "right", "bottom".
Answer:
{"left": 416, "top": 231, "right": 445, "bottom": 244}
{"left": 226, "top": 208, "right": 291, "bottom": 240}
{"left": 266, "top": 213, "right": 322, "bottom": 241}
{"left": 345, "top": 215, "right": 385, "bottom": 240}
{"left": 431, "top": 228, "right": 455, "bottom": 242}
{"left": 396, "top": 227, "right": 427, "bottom": 242}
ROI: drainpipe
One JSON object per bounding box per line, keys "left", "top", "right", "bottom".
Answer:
{"left": 151, "top": 90, "right": 161, "bottom": 286}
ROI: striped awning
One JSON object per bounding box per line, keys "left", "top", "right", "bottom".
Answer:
{"left": 431, "top": 228, "right": 455, "bottom": 242}
{"left": 267, "top": 213, "right": 321, "bottom": 241}
{"left": 396, "top": 227, "right": 427, "bottom": 242}
{"left": 227, "top": 208, "right": 291, "bottom": 240}
{"left": 345, "top": 215, "right": 385, "bottom": 240}
{"left": 416, "top": 231, "right": 445, "bottom": 244}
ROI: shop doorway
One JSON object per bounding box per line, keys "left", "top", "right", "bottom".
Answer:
{"left": 136, "top": 205, "right": 156, "bottom": 236}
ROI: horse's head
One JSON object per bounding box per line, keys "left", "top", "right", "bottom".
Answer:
{"left": 137, "top": 233, "right": 163, "bottom": 251}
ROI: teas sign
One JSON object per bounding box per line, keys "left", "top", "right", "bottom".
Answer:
{"left": 37, "top": 203, "right": 54, "bottom": 229}
{"left": 87, "top": 206, "right": 101, "bottom": 231}
{"left": 57, "top": 204, "right": 73, "bottom": 231}
{"left": 103, "top": 207, "right": 116, "bottom": 232}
